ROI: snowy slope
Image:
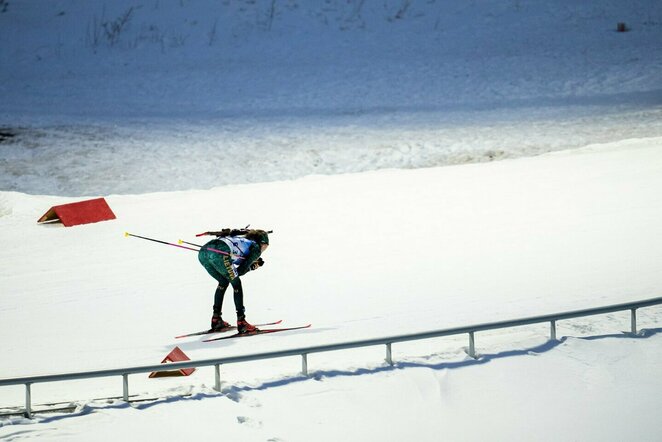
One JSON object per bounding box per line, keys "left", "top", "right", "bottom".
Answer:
{"left": 1, "top": 0, "right": 662, "bottom": 440}
{"left": 3, "top": 0, "right": 661, "bottom": 117}
{"left": 3, "top": 334, "right": 662, "bottom": 441}
{"left": 2, "top": 138, "right": 662, "bottom": 440}
{"left": 1, "top": 0, "right": 661, "bottom": 195}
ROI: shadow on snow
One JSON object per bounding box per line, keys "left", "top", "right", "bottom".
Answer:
{"left": 11, "top": 327, "right": 661, "bottom": 427}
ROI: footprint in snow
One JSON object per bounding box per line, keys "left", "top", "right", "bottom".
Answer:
{"left": 237, "top": 415, "right": 263, "bottom": 428}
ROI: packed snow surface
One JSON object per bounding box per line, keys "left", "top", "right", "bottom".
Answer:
{"left": 1, "top": 0, "right": 662, "bottom": 441}
{"left": 1, "top": 137, "right": 662, "bottom": 441}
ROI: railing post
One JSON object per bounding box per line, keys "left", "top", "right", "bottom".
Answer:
{"left": 302, "top": 353, "right": 308, "bottom": 376}
{"left": 122, "top": 374, "right": 129, "bottom": 401}
{"left": 386, "top": 343, "right": 393, "bottom": 366}
{"left": 214, "top": 364, "right": 221, "bottom": 392}
{"left": 631, "top": 308, "right": 637, "bottom": 334}
{"left": 468, "top": 332, "right": 476, "bottom": 358}
{"left": 24, "top": 383, "right": 32, "bottom": 419}
{"left": 550, "top": 320, "right": 557, "bottom": 340}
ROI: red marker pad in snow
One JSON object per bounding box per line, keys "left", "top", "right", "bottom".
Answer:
{"left": 38, "top": 197, "right": 116, "bottom": 227}
{"left": 149, "top": 346, "right": 196, "bottom": 378}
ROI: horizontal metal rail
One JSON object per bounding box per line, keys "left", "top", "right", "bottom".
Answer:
{"left": 2, "top": 295, "right": 661, "bottom": 418}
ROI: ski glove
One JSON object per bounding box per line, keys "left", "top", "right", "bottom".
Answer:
{"left": 250, "top": 257, "right": 265, "bottom": 271}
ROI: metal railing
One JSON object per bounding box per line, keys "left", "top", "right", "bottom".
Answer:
{"left": 2, "top": 295, "right": 661, "bottom": 418}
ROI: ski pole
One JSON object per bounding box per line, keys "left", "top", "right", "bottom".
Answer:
{"left": 178, "top": 239, "right": 204, "bottom": 248}
{"left": 124, "top": 232, "right": 243, "bottom": 259}
{"left": 125, "top": 232, "right": 199, "bottom": 252}
{"left": 178, "top": 239, "right": 245, "bottom": 259}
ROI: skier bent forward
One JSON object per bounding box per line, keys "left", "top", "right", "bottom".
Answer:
{"left": 197, "top": 228, "right": 269, "bottom": 334}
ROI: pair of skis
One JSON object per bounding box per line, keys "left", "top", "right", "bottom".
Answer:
{"left": 176, "top": 320, "right": 311, "bottom": 342}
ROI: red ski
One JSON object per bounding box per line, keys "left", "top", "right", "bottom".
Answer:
{"left": 203, "top": 324, "right": 312, "bottom": 342}
{"left": 175, "top": 320, "right": 282, "bottom": 339}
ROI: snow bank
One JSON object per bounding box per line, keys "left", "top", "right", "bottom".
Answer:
{"left": 1, "top": 0, "right": 661, "bottom": 195}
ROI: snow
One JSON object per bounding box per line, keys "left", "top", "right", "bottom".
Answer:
{"left": 4, "top": 333, "right": 662, "bottom": 441}
{"left": 1, "top": 0, "right": 661, "bottom": 195}
{"left": 1, "top": 0, "right": 662, "bottom": 441}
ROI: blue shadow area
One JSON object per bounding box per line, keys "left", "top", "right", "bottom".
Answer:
{"left": 224, "top": 327, "right": 662, "bottom": 396}
{"left": 10, "top": 327, "right": 661, "bottom": 427}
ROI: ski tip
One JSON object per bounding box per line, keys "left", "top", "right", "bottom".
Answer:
{"left": 177, "top": 239, "right": 183, "bottom": 244}
{"left": 124, "top": 231, "right": 129, "bottom": 237}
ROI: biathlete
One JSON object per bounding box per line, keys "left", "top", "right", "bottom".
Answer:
{"left": 197, "top": 228, "right": 270, "bottom": 334}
